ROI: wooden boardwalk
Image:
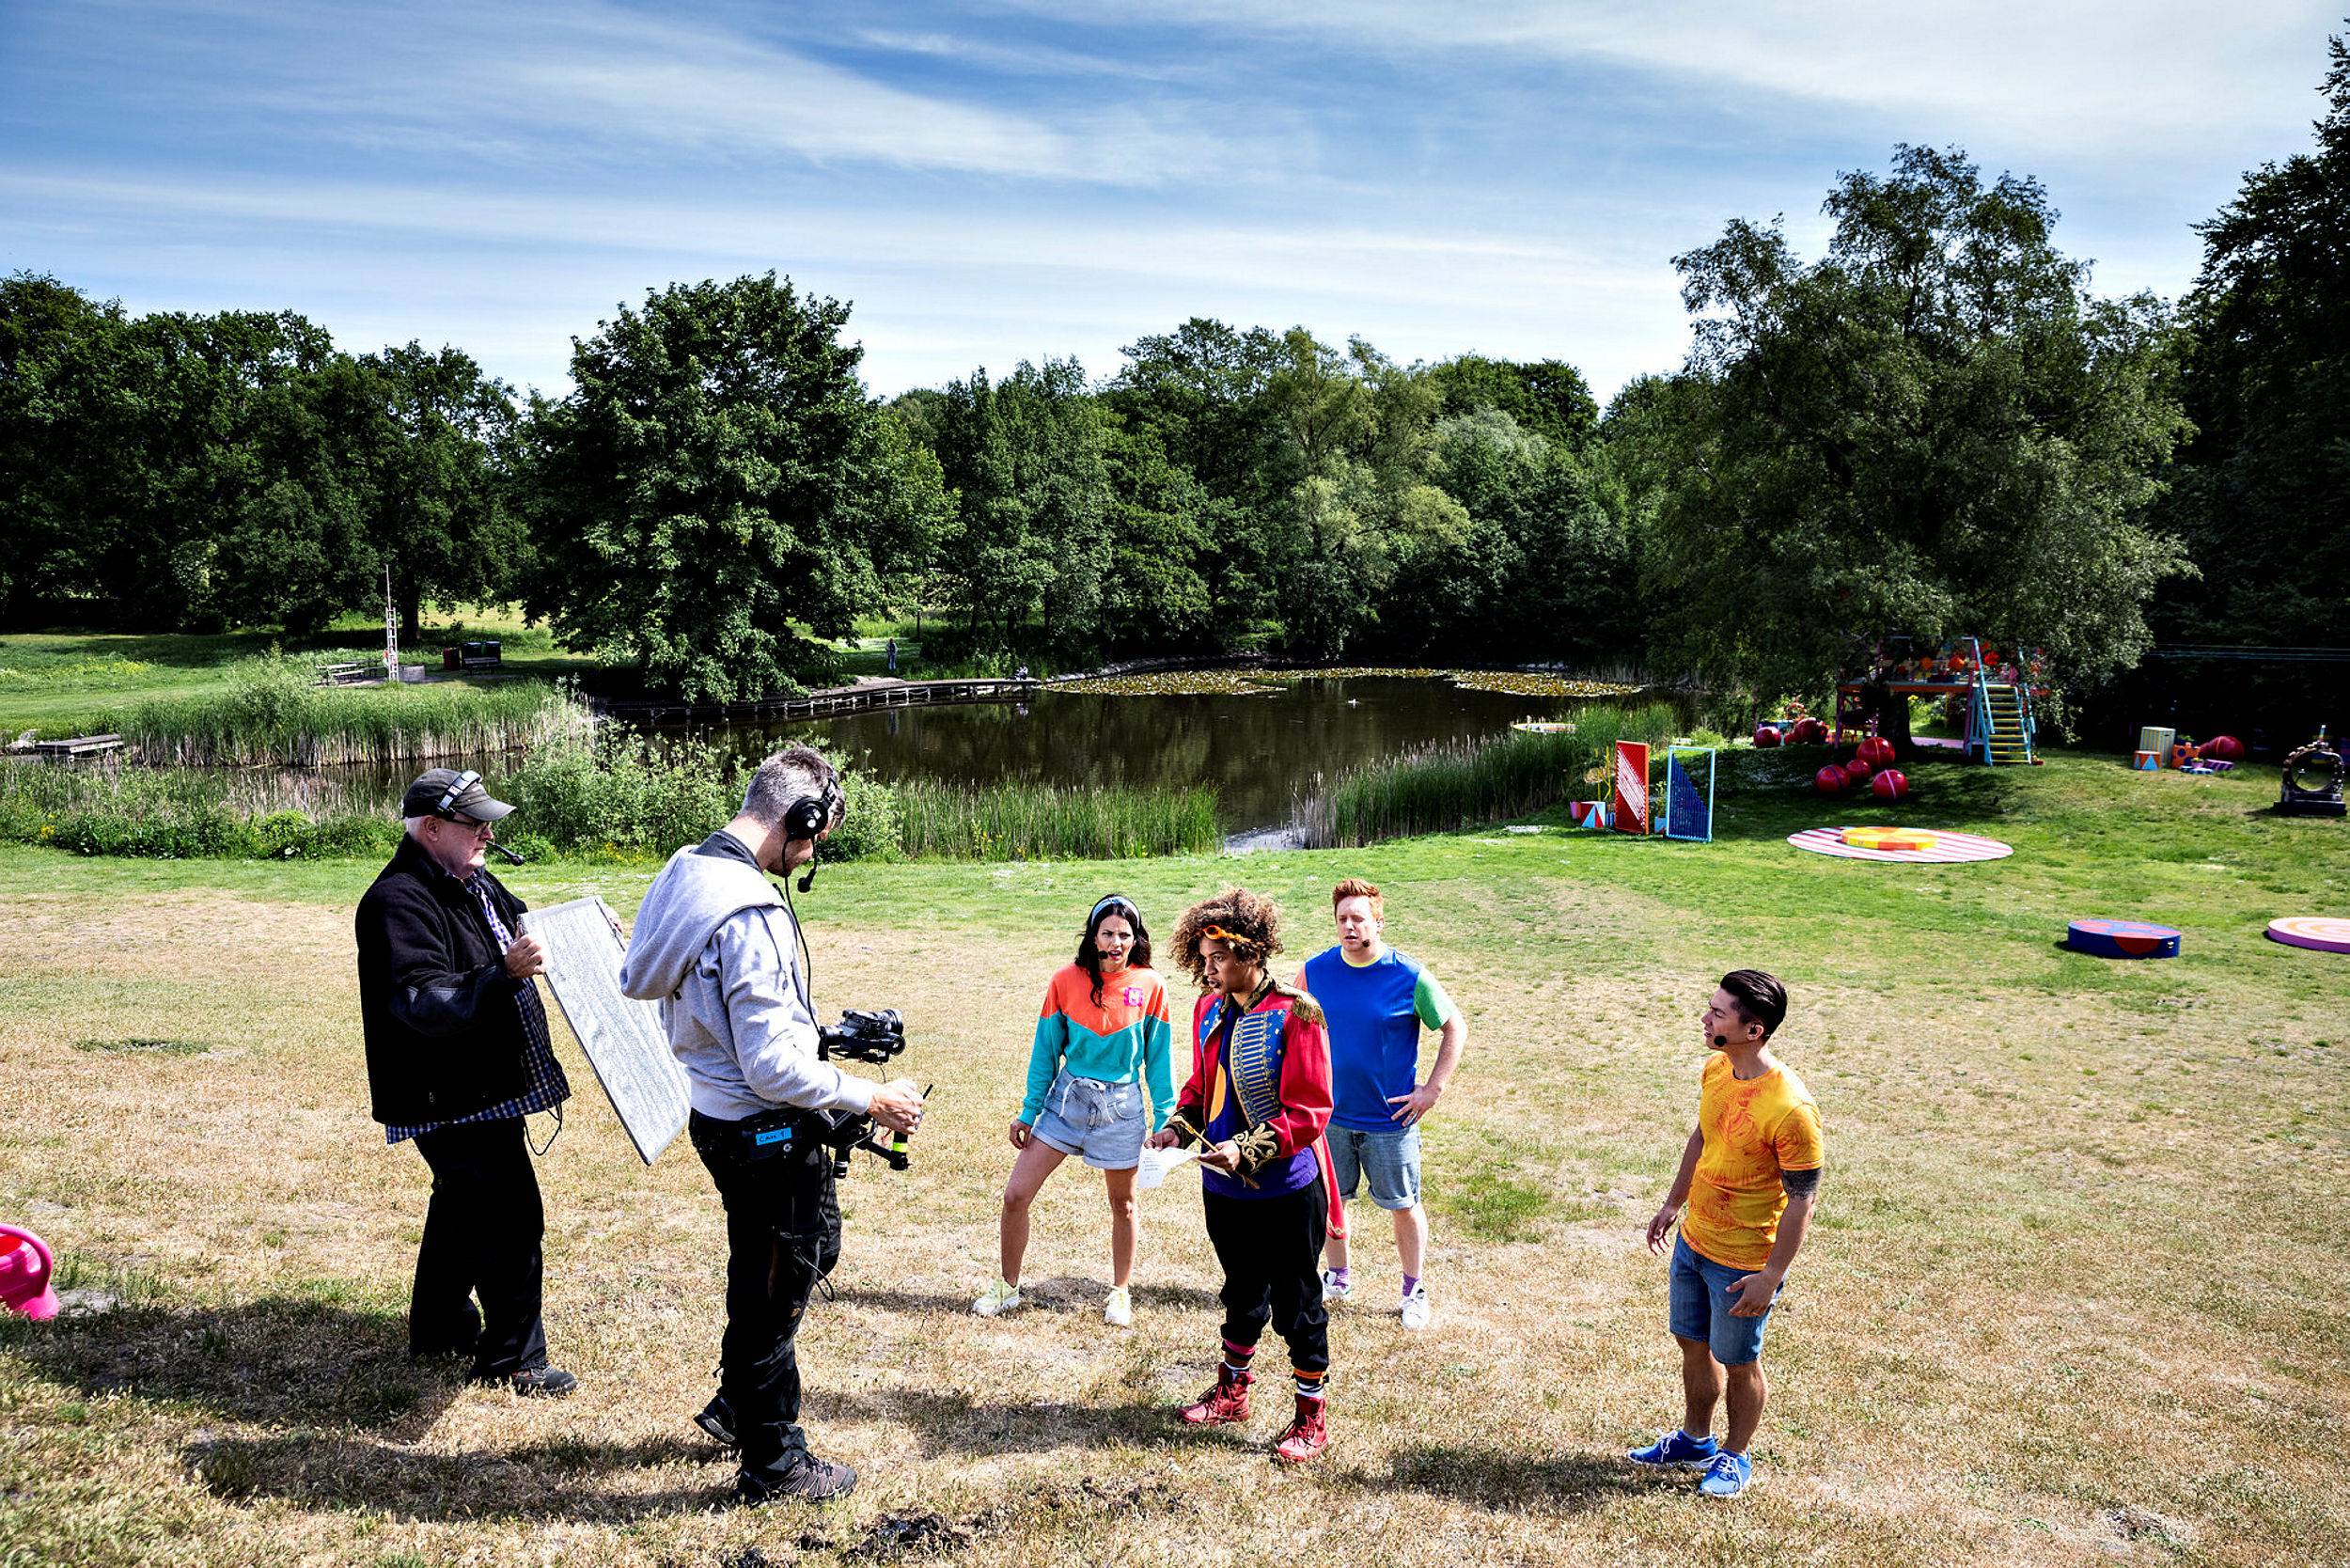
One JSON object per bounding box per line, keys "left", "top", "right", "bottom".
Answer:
{"left": 25, "top": 732, "right": 125, "bottom": 757}
{"left": 596, "top": 676, "right": 1041, "bottom": 724}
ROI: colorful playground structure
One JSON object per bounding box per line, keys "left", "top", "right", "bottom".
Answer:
{"left": 1836, "top": 635, "right": 2044, "bottom": 766}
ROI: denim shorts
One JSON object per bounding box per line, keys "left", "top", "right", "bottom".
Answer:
{"left": 1027, "top": 1070, "right": 1147, "bottom": 1170}
{"left": 1668, "top": 1234, "right": 1782, "bottom": 1367}
{"left": 1325, "top": 1124, "right": 1422, "bottom": 1211}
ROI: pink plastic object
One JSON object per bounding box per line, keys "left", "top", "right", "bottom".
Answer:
{"left": 1788, "top": 716, "right": 1828, "bottom": 745}
{"left": 1856, "top": 735, "right": 1897, "bottom": 771}
{"left": 1871, "top": 768, "right": 1911, "bottom": 802}
{"left": 1752, "top": 724, "right": 1782, "bottom": 748}
{"left": 2201, "top": 734, "right": 2245, "bottom": 762}
{"left": 0, "top": 1225, "right": 58, "bottom": 1322}
{"left": 1814, "top": 764, "right": 1849, "bottom": 795}
{"left": 1845, "top": 757, "right": 1874, "bottom": 781}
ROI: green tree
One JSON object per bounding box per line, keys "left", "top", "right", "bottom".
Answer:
{"left": 358, "top": 343, "right": 525, "bottom": 647}
{"left": 1622, "top": 145, "right": 2190, "bottom": 701}
{"left": 1425, "top": 353, "right": 1600, "bottom": 447}
{"left": 2154, "top": 29, "right": 2350, "bottom": 651}
{"left": 522, "top": 274, "right": 947, "bottom": 701}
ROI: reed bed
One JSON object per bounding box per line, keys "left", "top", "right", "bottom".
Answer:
{"left": 114, "top": 655, "right": 588, "bottom": 767}
{"left": 892, "top": 777, "right": 1222, "bottom": 860}
{"left": 1294, "top": 699, "right": 1682, "bottom": 848}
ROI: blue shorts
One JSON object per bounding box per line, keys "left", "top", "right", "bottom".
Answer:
{"left": 1027, "top": 1071, "right": 1147, "bottom": 1171}
{"left": 1668, "top": 1234, "right": 1781, "bottom": 1367}
{"left": 1325, "top": 1124, "right": 1422, "bottom": 1211}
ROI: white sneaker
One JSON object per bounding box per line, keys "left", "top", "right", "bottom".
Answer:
{"left": 1320, "top": 1268, "right": 1353, "bottom": 1303}
{"left": 972, "top": 1278, "right": 1022, "bottom": 1317}
{"left": 1104, "top": 1286, "right": 1133, "bottom": 1327}
{"left": 1400, "top": 1282, "right": 1432, "bottom": 1330}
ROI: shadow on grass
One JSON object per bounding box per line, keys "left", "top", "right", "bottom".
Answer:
{"left": 1332, "top": 1442, "right": 1653, "bottom": 1513}
{"left": 181, "top": 1432, "right": 724, "bottom": 1522}
{"left": 3, "top": 1295, "right": 462, "bottom": 1438}
{"left": 841, "top": 1277, "right": 1221, "bottom": 1315}
{"left": 800, "top": 1386, "right": 1177, "bottom": 1459}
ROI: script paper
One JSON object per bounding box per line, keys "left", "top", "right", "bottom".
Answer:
{"left": 1136, "top": 1144, "right": 1201, "bottom": 1190}
{"left": 522, "top": 897, "right": 689, "bottom": 1165}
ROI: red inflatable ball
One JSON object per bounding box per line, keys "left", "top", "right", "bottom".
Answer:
{"left": 1788, "top": 716, "right": 1828, "bottom": 745}
{"left": 1845, "top": 756, "right": 1875, "bottom": 781}
{"left": 1813, "top": 764, "right": 1850, "bottom": 795}
{"left": 1856, "top": 735, "right": 1897, "bottom": 771}
{"left": 1752, "top": 724, "right": 1783, "bottom": 748}
{"left": 2201, "top": 734, "right": 2245, "bottom": 762}
{"left": 1870, "top": 768, "right": 1910, "bottom": 802}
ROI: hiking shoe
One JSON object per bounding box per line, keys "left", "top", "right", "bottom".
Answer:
{"left": 1696, "top": 1450, "right": 1753, "bottom": 1498}
{"left": 1177, "top": 1365, "right": 1253, "bottom": 1426}
{"left": 735, "top": 1453, "right": 858, "bottom": 1506}
{"left": 1272, "top": 1397, "right": 1329, "bottom": 1464}
{"left": 1400, "top": 1282, "right": 1433, "bottom": 1330}
{"left": 1104, "top": 1286, "right": 1133, "bottom": 1327}
{"left": 695, "top": 1393, "right": 738, "bottom": 1450}
{"left": 477, "top": 1365, "right": 575, "bottom": 1399}
{"left": 1627, "top": 1428, "right": 1717, "bottom": 1469}
{"left": 1320, "top": 1268, "right": 1352, "bottom": 1303}
{"left": 972, "top": 1278, "right": 1022, "bottom": 1317}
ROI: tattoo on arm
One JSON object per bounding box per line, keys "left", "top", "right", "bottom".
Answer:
{"left": 1780, "top": 1166, "right": 1822, "bottom": 1199}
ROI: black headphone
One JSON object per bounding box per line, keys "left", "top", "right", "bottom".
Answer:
{"left": 784, "top": 775, "right": 845, "bottom": 843}
{"left": 784, "top": 772, "right": 845, "bottom": 891}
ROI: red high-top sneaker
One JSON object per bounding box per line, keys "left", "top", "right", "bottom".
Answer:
{"left": 1273, "top": 1396, "right": 1329, "bottom": 1463}
{"left": 1178, "top": 1365, "right": 1253, "bottom": 1425}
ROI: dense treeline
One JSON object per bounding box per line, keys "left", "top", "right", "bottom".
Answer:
{"left": 3, "top": 28, "right": 2342, "bottom": 716}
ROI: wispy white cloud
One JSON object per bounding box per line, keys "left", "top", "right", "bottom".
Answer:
{"left": 994, "top": 0, "right": 2342, "bottom": 156}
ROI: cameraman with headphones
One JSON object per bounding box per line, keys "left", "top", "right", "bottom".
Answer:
{"left": 620, "top": 745, "right": 924, "bottom": 1506}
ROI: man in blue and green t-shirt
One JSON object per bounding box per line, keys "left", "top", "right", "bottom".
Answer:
{"left": 1299, "top": 878, "right": 1468, "bottom": 1330}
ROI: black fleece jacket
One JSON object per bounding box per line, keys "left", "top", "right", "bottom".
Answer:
{"left": 354, "top": 834, "right": 536, "bottom": 1127}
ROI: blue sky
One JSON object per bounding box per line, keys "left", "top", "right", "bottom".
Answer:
{"left": 3, "top": 1, "right": 2342, "bottom": 403}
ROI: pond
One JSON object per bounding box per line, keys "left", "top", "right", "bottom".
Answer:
{"left": 726, "top": 674, "right": 1642, "bottom": 839}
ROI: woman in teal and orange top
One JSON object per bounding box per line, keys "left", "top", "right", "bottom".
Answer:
{"left": 973, "top": 895, "right": 1174, "bottom": 1327}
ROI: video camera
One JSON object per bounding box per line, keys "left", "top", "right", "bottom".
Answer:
{"left": 807, "top": 1009, "right": 916, "bottom": 1178}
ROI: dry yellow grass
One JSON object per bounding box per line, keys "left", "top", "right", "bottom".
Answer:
{"left": 0, "top": 785, "right": 2343, "bottom": 1566}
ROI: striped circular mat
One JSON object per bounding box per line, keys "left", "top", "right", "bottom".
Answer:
{"left": 2265, "top": 916, "right": 2350, "bottom": 954}
{"left": 1787, "top": 826, "right": 2013, "bottom": 863}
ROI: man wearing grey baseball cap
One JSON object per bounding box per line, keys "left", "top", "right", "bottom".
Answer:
{"left": 354, "top": 768, "right": 576, "bottom": 1397}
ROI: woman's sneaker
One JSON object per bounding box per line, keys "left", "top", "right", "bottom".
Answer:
{"left": 1104, "top": 1287, "right": 1133, "bottom": 1327}
{"left": 1696, "top": 1450, "right": 1753, "bottom": 1497}
{"left": 1627, "top": 1429, "right": 1718, "bottom": 1469}
{"left": 1399, "top": 1282, "right": 1433, "bottom": 1330}
{"left": 972, "top": 1278, "right": 1022, "bottom": 1317}
{"left": 1319, "top": 1268, "right": 1353, "bottom": 1303}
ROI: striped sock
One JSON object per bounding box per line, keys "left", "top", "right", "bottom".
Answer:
{"left": 1220, "top": 1338, "right": 1257, "bottom": 1378}
{"left": 1292, "top": 1367, "right": 1326, "bottom": 1403}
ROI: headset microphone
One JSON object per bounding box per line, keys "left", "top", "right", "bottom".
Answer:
{"left": 1712, "top": 1033, "right": 1728, "bottom": 1047}
{"left": 797, "top": 848, "right": 819, "bottom": 893}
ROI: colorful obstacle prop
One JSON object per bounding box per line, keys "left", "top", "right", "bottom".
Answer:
{"left": 1814, "top": 763, "right": 1850, "bottom": 796}
{"left": 1663, "top": 746, "right": 1716, "bottom": 842}
{"left": 1614, "top": 741, "right": 1651, "bottom": 835}
{"left": 0, "top": 1225, "right": 57, "bottom": 1322}
{"left": 1841, "top": 826, "right": 1938, "bottom": 852}
{"left": 1870, "top": 768, "right": 1910, "bottom": 802}
{"left": 2265, "top": 917, "right": 2350, "bottom": 954}
{"left": 1788, "top": 826, "right": 2013, "bottom": 863}
{"left": 2064, "top": 918, "right": 2182, "bottom": 959}
{"left": 2277, "top": 731, "right": 2346, "bottom": 817}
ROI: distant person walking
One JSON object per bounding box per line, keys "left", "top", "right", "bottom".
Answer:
{"left": 1627, "top": 970, "right": 1824, "bottom": 1498}
{"left": 1302, "top": 878, "right": 1466, "bottom": 1330}
{"left": 885, "top": 637, "right": 898, "bottom": 675}
{"left": 354, "top": 768, "right": 575, "bottom": 1398}
{"left": 973, "top": 895, "right": 1174, "bottom": 1327}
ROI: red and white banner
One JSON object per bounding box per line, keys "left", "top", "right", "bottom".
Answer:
{"left": 1614, "top": 742, "right": 1650, "bottom": 835}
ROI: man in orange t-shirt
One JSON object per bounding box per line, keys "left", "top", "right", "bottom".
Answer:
{"left": 1627, "top": 970, "right": 1823, "bottom": 1499}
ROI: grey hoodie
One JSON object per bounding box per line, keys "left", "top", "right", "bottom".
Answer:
{"left": 619, "top": 837, "right": 874, "bottom": 1121}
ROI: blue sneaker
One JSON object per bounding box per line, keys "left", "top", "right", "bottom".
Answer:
{"left": 1696, "top": 1450, "right": 1752, "bottom": 1497}
{"left": 1626, "top": 1429, "right": 1718, "bottom": 1469}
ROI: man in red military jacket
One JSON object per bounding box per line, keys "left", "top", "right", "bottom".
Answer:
{"left": 1147, "top": 886, "right": 1343, "bottom": 1464}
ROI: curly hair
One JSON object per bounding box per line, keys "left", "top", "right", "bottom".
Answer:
{"left": 1169, "top": 886, "right": 1285, "bottom": 988}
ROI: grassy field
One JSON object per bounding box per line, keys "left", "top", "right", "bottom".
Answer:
{"left": 0, "top": 607, "right": 593, "bottom": 739}
{"left": 0, "top": 750, "right": 2343, "bottom": 1567}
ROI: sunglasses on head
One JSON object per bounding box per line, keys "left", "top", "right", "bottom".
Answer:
{"left": 1199, "top": 924, "right": 1257, "bottom": 948}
